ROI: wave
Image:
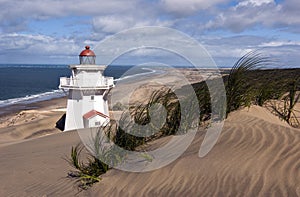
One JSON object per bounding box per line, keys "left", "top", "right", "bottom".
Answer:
{"left": 0, "top": 90, "right": 66, "bottom": 108}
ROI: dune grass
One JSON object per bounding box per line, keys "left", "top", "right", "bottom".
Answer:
{"left": 225, "top": 51, "right": 273, "bottom": 116}
{"left": 113, "top": 88, "right": 183, "bottom": 152}
{"left": 191, "top": 51, "right": 300, "bottom": 124}
{"left": 271, "top": 78, "right": 300, "bottom": 127}
{"left": 65, "top": 144, "right": 107, "bottom": 189}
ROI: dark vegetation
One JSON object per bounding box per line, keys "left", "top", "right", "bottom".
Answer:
{"left": 67, "top": 51, "right": 300, "bottom": 189}
{"left": 192, "top": 68, "right": 300, "bottom": 119}
{"left": 65, "top": 144, "right": 107, "bottom": 189}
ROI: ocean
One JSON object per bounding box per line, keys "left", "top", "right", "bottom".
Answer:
{"left": 0, "top": 64, "right": 150, "bottom": 109}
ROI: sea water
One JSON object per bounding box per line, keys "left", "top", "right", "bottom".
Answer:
{"left": 0, "top": 64, "right": 151, "bottom": 108}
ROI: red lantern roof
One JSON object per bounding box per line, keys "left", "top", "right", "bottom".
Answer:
{"left": 79, "top": 46, "right": 96, "bottom": 56}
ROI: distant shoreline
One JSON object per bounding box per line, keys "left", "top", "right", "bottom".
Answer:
{"left": 1, "top": 67, "right": 299, "bottom": 118}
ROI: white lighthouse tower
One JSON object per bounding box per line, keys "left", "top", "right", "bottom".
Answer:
{"left": 59, "top": 46, "right": 114, "bottom": 131}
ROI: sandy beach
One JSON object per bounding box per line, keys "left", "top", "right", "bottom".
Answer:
{"left": 0, "top": 68, "right": 299, "bottom": 196}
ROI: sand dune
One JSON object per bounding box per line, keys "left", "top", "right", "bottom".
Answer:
{"left": 0, "top": 104, "right": 299, "bottom": 196}
{"left": 0, "top": 131, "right": 82, "bottom": 197}
{"left": 90, "top": 105, "right": 300, "bottom": 196}
{"left": 0, "top": 109, "right": 65, "bottom": 147}
{"left": 0, "top": 97, "right": 67, "bottom": 147}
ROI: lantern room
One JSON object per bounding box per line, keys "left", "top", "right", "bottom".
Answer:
{"left": 79, "top": 45, "right": 96, "bottom": 65}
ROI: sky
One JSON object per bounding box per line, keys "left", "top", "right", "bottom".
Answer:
{"left": 0, "top": 0, "right": 299, "bottom": 68}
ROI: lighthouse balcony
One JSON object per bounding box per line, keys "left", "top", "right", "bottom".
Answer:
{"left": 59, "top": 77, "right": 114, "bottom": 90}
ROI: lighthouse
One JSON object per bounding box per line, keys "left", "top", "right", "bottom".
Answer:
{"left": 59, "top": 46, "right": 114, "bottom": 131}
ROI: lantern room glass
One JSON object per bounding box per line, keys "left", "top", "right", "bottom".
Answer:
{"left": 79, "top": 56, "right": 96, "bottom": 65}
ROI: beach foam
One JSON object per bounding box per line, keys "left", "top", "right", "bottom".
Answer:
{"left": 0, "top": 89, "right": 66, "bottom": 108}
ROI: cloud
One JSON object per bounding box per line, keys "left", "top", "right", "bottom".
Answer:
{"left": 0, "top": 33, "right": 81, "bottom": 63}
{"left": 201, "top": 34, "right": 300, "bottom": 67}
{"left": 202, "top": 35, "right": 264, "bottom": 61}
{"left": 259, "top": 40, "right": 300, "bottom": 47}
{"left": 0, "top": 0, "right": 139, "bottom": 33}
{"left": 92, "top": 15, "right": 173, "bottom": 34}
{"left": 0, "top": 0, "right": 136, "bottom": 17}
{"left": 92, "top": 16, "right": 132, "bottom": 33}
{"left": 0, "top": 0, "right": 173, "bottom": 35}
{"left": 237, "top": 0, "right": 274, "bottom": 7}
{"left": 1, "top": 0, "right": 298, "bottom": 35}
{"left": 205, "top": 0, "right": 300, "bottom": 33}
{"left": 160, "top": 0, "right": 229, "bottom": 16}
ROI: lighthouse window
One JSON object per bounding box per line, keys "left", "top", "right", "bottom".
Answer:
{"left": 91, "top": 96, "right": 94, "bottom": 100}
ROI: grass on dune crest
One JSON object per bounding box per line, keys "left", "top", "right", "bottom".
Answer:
{"left": 270, "top": 78, "right": 300, "bottom": 127}
{"left": 225, "top": 51, "right": 273, "bottom": 116}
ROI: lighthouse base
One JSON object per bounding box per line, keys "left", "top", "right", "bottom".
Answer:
{"left": 64, "top": 89, "right": 110, "bottom": 132}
